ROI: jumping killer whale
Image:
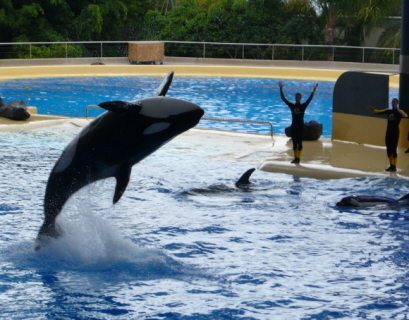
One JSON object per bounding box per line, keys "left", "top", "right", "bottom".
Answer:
{"left": 36, "top": 72, "right": 204, "bottom": 249}
{"left": 336, "top": 193, "right": 409, "bottom": 207}
{"left": 185, "top": 168, "right": 256, "bottom": 196}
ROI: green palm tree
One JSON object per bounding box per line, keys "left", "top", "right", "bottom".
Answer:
{"left": 306, "top": 0, "right": 401, "bottom": 60}
{"left": 377, "top": 22, "right": 401, "bottom": 49}
{"left": 355, "top": 0, "right": 401, "bottom": 39}
{"left": 373, "top": 21, "right": 400, "bottom": 63}
{"left": 355, "top": 0, "right": 401, "bottom": 63}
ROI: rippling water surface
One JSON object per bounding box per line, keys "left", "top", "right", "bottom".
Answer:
{"left": 1, "top": 124, "right": 409, "bottom": 319}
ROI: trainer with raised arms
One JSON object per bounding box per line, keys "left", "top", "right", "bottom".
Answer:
{"left": 278, "top": 81, "right": 319, "bottom": 164}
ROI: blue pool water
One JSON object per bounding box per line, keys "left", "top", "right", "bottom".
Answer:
{"left": 0, "top": 75, "right": 408, "bottom": 319}
{"left": 0, "top": 76, "right": 401, "bottom": 138}
{"left": 1, "top": 123, "right": 409, "bottom": 319}
{"left": 1, "top": 76, "right": 337, "bottom": 137}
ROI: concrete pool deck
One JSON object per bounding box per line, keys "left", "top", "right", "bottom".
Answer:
{"left": 1, "top": 114, "right": 409, "bottom": 180}
{"left": 0, "top": 60, "right": 407, "bottom": 179}
{"left": 0, "top": 58, "right": 400, "bottom": 87}
{"left": 185, "top": 126, "right": 409, "bottom": 180}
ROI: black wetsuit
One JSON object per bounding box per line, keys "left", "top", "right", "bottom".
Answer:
{"left": 280, "top": 88, "right": 316, "bottom": 151}
{"left": 374, "top": 108, "right": 408, "bottom": 158}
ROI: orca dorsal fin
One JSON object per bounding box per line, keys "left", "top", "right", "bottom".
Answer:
{"left": 99, "top": 101, "right": 142, "bottom": 114}
{"left": 235, "top": 168, "right": 256, "bottom": 186}
{"left": 398, "top": 193, "right": 409, "bottom": 202}
{"left": 113, "top": 164, "right": 132, "bottom": 204}
{"left": 156, "top": 71, "right": 174, "bottom": 96}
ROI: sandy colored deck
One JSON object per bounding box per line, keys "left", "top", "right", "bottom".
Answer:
{"left": 0, "top": 63, "right": 400, "bottom": 87}
{"left": 1, "top": 114, "right": 408, "bottom": 179}
{"left": 185, "top": 128, "right": 409, "bottom": 180}
{"left": 0, "top": 62, "right": 406, "bottom": 179}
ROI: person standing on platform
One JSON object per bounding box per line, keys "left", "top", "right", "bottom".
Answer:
{"left": 278, "top": 81, "right": 319, "bottom": 164}
{"left": 368, "top": 98, "right": 408, "bottom": 172}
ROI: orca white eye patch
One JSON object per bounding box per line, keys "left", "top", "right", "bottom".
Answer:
{"left": 143, "top": 122, "right": 171, "bottom": 135}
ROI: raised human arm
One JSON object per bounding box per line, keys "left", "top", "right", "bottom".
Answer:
{"left": 278, "top": 81, "right": 292, "bottom": 106}
{"left": 304, "top": 83, "right": 319, "bottom": 105}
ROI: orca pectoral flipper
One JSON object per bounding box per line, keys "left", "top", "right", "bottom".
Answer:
{"left": 113, "top": 164, "right": 132, "bottom": 203}
{"left": 235, "top": 168, "right": 256, "bottom": 186}
{"left": 99, "top": 101, "right": 142, "bottom": 114}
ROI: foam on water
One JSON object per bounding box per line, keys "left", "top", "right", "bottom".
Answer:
{"left": 4, "top": 203, "right": 198, "bottom": 281}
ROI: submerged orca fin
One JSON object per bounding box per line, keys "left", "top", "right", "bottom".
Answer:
{"left": 156, "top": 71, "right": 174, "bottom": 96}
{"left": 113, "top": 164, "right": 132, "bottom": 204}
{"left": 99, "top": 101, "right": 142, "bottom": 114}
{"left": 235, "top": 168, "right": 256, "bottom": 186}
{"left": 398, "top": 193, "right": 409, "bottom": 202}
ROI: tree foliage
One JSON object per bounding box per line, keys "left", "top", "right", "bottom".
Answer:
{"left": 308, "top": 0, "right": 401, "bottom": 46}
{"left": 0, "top": 0, "right": 403, "bottom": 63}
{"left": 0, "top": 0, "right": 148, "bottom": 42}
{"left": 142, "top": 0, "right": 322, "bottom": 56}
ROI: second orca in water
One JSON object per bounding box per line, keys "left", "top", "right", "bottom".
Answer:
{"left": 336, "top": 193, "right": 409, "bottom": 207}
{"left": 185, "top": 168, "right": 256, "bottom": 196}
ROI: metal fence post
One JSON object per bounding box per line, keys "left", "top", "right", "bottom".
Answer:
{"left": 391, "top": 48, "right": 393, "bottom": 64}
{"left": 24, "top": 86, "right": 30, "bottom": 105}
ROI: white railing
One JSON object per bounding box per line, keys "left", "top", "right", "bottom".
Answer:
{"left": 0, "top": 41, "right": 400, "bottom": 65}
{"left": 201, "top": 117, "right": 274, "bottom": 140}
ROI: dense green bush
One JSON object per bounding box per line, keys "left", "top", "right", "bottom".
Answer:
{"left": 143, "top": 0, "right": 322, "bottom": 58}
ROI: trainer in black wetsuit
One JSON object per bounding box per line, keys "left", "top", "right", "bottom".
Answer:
{"left": 368, "top": 98, "right": 408, "bottom": 172}
{"left": 278, "top": 81, "right": 318, "bottom": 163}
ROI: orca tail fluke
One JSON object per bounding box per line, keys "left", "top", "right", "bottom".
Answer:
{"left": 235, "top": 168, "right": 256, "bottom": 186}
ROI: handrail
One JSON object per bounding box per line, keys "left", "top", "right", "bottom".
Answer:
{"left": 201, "top": 117, "right": 274, "bottom": 140}
{"left": 0, "top": 40, "right": 397, "bottom": 51}
{"left": 86, "top": 105, "right": 101, "bottom": 118}
{"left": 0, "top": 40, "right": 399, "bottom": 64}
{"left": 85, "top": 105, "right": 274, "bottom": 139}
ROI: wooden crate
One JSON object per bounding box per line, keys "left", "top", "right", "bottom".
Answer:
{"left": 128, "top": 42, "right": 164, "bottom": 64}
